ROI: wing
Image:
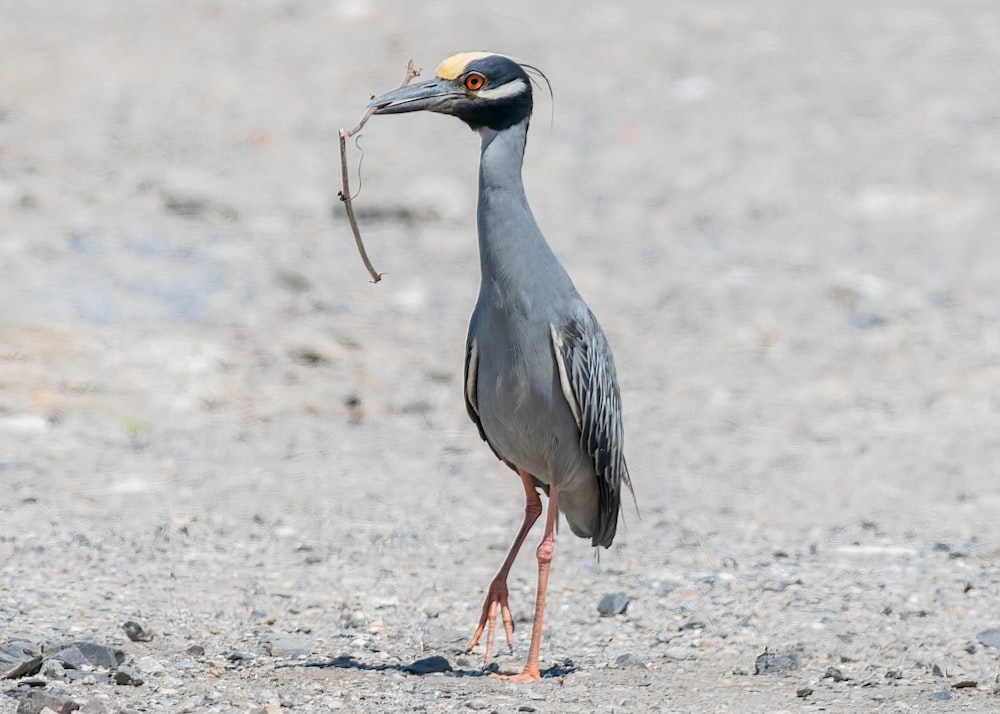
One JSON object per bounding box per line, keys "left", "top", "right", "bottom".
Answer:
{"left": 550, "top": 311, "right": 633, "bottom": 547}
{"left": 464, "top": 334, "right": 508, "bottom": 466}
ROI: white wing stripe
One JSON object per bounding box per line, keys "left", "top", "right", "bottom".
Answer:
{"left": 550, "top": 323, "right": 583, "bottom": 430}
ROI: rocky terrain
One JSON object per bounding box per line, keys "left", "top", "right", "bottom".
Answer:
{"left": 2, "top": 1, "right": 999, "bottom": 712}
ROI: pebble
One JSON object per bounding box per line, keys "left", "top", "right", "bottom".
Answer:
{"left": 597, "top": 592, "right": 630, "bottom": 617}
{"left": 40, "top": 659, "right": 67, "bottom": 680}
{"left": 404, "top": 655, "right": 452, "bottom": 675}
{"left": 261, "top": 632, "right": 312, "bottom": 659}
{"left": 977, "top": 628, "right": 1000, "bottom": 649}
{"left": 753, "top": 648, "right": 800, "bottom": 675}
{"left": 122, "top": 621, "right": 154, "bottom": 643}
{"left": 613, "top": 653, "right": 647, "bottom": 669}
{"left": 49, "top": 643, "right": 125, "bottom": 671}
{"left": 823, "top": 666, "right": 851, "bottom": 682}
{"left": 113, "top": 664, "right": 144, "bottom": 686}
{"left": 14, "top": 689, "right": 79, "bottom": 714}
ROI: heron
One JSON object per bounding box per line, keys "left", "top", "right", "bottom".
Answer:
{"left": 369, "top": 52, "right": 632, "bottom": 681}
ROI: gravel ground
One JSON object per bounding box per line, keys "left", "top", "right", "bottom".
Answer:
{"left": 2, "top": 1, "right": 1000, "bottom": 712}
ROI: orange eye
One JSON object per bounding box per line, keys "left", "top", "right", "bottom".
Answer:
{"left": 464, "top": 73, "right": 485, "bottom": 91}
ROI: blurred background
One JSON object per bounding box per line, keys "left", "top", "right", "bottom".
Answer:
{"left": 2, "top": 0, "right": 1000, "bottom": 708}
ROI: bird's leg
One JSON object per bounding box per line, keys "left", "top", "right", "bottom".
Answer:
{"left": 467, "top": 468, "right": 542, "bottom": 664}
{"left": 494, "top": 486, "right": 559, "bottom": 682}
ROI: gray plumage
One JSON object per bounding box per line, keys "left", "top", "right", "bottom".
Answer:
{"left": 369, "top": 51, "right": 633, "bottom": 677}
{"left": 463, "top": 120, "right": 631, "bottom": 547}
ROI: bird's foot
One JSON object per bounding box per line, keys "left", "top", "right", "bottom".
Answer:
{"left": 488, "top": 665, "right": 541, "bottom": 682}
{"left": 466, "top": 579, "right": 515, "bottom": 664}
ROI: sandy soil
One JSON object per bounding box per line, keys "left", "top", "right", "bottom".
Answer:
{"left": 2, "top": 1, "right": 1000, "bottom": 712}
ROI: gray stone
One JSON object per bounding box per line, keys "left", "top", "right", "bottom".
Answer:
{"left": 261, "top": 632, "right": 312, "bottom": 659}
{"left": 978, "top": 628, "right": 1000, "bottom": 649}
{"left": 597, "top": 592, "right": 630, "bottom": 617}
{"left": 404, "top": 655, "right": 452, "bottom": 674}
{"left": 112, "top": 664, "right": 145, "bottom": 686}
{"left": 1, "top": 639, "right": 43, "bottom": 679}
{"left": 122, "top": 621, "right": 154, "bottom": 643}
{"left": 754, "top": 648, "right": 800, "bottom": 675}
{"left": 15, "top": 690, "right": 79, "bottom": 714}
{"left": 48, "top": 643, "right": 124, "bottom": 671}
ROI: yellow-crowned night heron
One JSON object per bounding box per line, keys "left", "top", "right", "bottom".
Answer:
{"left": 369, "top": 52, "right": 632, "bottom": 681}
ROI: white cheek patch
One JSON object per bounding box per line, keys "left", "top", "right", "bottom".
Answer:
{"left": 477, "top": 78, "right": 529, "bottom": 101}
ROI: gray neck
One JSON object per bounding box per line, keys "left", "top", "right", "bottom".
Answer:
{"left": 475, "top": 120, "right": 572, "bottom": 306}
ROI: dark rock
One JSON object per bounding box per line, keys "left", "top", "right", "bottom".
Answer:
{"left": 15, "top": 689, "right": 80, "bottom": 714}
{"left": 225, "top": 651, "right": 256, "bottom": 662}
{"left": 404, "top": 655, "right": 452, "bottom": 674}
{"left": 952, "top": 680, "right": 977, "bottom": 689}
{"left": 122, "top": 621, "right": 153, "bottom": 643}
{"left": 753, "top": 648, "right": 800, "bottom": 675}
{"left": 0, "top": 639, "right": 43, "bottom": 679}
{"left": 49, "top": 643, "right": 124, "bottom": 671}
{"left": 112, "top": 664, "right": 144, "bottom": 686}
{"left": 796, "top": 687, "right": 813, "bottom": 698}
{"left": 597, "top": 592, "right": 630, "bottom": 617}
{"left": 978, "top": 628, "right": 1000, "bottom": 649}
{"left": 186, "top": 645, "right": 205, "bottom": 657}
{"left": 823, "top": 667, "right": 852, "bottom": 682}
{"left": 930, "top": 689, "right": 952, "bottom": 701}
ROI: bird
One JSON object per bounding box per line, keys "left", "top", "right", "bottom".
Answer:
{"left": 369, "top": 52, "right": 632, "bottom": 681}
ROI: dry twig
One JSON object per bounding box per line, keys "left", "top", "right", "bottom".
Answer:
{"left": 338, "top": 59, "right": 421, "bottom": 283}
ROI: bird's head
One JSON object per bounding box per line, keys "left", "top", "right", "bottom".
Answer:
{"left": 369, "top": 52, "right": 536, "bottom": 132}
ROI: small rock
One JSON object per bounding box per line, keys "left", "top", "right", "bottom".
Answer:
{"left": 15, "top": 690, "right": 79, "bottom": 714}
{"left": 978, "top": 628, "right": 1000, "bottom": 650}
{"left": 343, "top": 610, "right": 367, "bottom": 629}
{"left": 261, "top": 632, "right": 311, "bottom": 659}
{"left": 40, "top": 659, "right": 66, "bottom": 680}
{"left": 186, "top": 645, "right": 205, "bottom": 657}
{"left": 404, "top": 655, "right": 452, "bottom": 674}
{"left": 952, "top": 680, "right": 977, "bottom": 689}
{"left": 613, "top": 653, "right": 647, "bottom": 669}
{"left": 1, "top": 639, "right": 43, "bottom": 679}
{"left": 135, "top": 656, "right": 166, "bottom": 675}
{"left": 517, "top": 707, "right": 537, "bottom": 712}
{"left": 754, "top": 648, "right": 800, "bottom": 675}
{"left": 49, "top": 643, "right": 124, "bottom": 671}
{"left": 662, "top": 647, "right": 693, "bottom": 661}
{"left": 112, "top": 665, "right": 144, "bottom": 686}
{"left": 930, "top": 689, "right": 952, "bottom": 701}
{"left": 122, "top": 621, "right": 154, "bottom": 643}
{"left": 796, "top": 687, "right": 813, "bottom": 698}
{"left": 823, "top": 667, "right": 852, "bottom": 682}
{"left": 465, "top": 699, "right": 490, "bottom": 710}
{"left": 225, "top": 651, "right": 256, "bottom": 663}
{"left": 597, "top": 592, "right": 630, "bottom": 617}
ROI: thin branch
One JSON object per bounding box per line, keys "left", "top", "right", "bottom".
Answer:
{"left": 338, "top": 59, "right": 420, "bottom": 283}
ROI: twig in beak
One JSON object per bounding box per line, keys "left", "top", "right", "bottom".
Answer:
{"left": 338, "top": 60, "right": 420, "bottom": 283}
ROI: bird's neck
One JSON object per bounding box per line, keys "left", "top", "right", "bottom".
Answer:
{"left": 475, "top": 120, "right": 569, "bottom": 301}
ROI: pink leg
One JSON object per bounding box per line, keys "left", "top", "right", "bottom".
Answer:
{"left": 466, "top": 468, "right": 542, "bottom": 664}
{"left": 496, "top": 486, "right": 559, "bottom": 682}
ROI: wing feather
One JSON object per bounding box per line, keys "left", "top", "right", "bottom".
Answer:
{"left": 550, "top": 311, "right": 633, "bottom": 547}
